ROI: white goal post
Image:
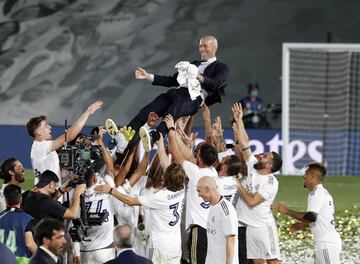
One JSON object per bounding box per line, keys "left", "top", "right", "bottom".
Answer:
{"left": 282, "top": 43, "right": 360, "bottom": 176}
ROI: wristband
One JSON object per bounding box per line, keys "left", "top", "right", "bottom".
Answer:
{"left": 168, "top": 127, "right": 176, "bottom": 131}
{"left": 109, "top": 187, "right": 114, "bottom": 195}
{"left": 58, "top": 187, "right": 65, "bottom": 194}
{"left": 241, "top": 146, "right": 250, "bottom": 151}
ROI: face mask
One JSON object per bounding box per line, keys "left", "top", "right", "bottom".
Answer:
{"left": 250, "top": 90, "right": 258, "bottom": 97}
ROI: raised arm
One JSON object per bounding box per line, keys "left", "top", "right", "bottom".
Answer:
{"left": 231, "top": 102, "right": 251, "bottom": 160}
{"left": 114, "top": 147, "right": 136, "bottom": 186}
{"left": 202, "top": 104, "right": 213, "bottom": 144}
{"left": 128, "top": 151, "right": 150, "bottom": 187}
{"left": 155, "top": 133, "right": 171, "bottom": 170}
{"left": 52, "top": 100, "right": 103, "bottom": 151}
{"left": 211, "top": 116, "right": 226, "bottom": 152}
{"left": 164, "top": 114, "right": 186, "bottom": 164}
{"left": 96, "top": 127, "right": 114, "bottom": 177}
{"left": 175, "top": 126, "right": 197, "bottom": 164}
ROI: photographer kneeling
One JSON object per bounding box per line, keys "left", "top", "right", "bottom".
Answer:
{"left": 22, "top": 170, "right": 86, "bottom": 224}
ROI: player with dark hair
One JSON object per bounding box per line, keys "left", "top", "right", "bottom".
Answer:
{"left": 0, "top": 157, "right": 25, "bottom": 211}
{"left": 163, "top": 114, "right": 219, "bottom": 264}
{"left": 273, "top": 163, "right": 342, "bottom": 264}
{"left": 26, "top": 100, "right": 103, "bottom": 184}
{"left": 232, "top": 102, "right": 282, "bottom": 264}
{"left": 95, "top": 163, "right": 186, "bottom": 263}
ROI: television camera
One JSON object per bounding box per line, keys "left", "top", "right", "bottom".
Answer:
{"left": 57, "top": 121, "right": 106, "bottom": 242}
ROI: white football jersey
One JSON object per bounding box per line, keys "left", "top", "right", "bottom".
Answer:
{"left": 307, "top": 184, "right": 342, "bottom": 246}
{"left": 218, "top": 176, "right": 238, "bottom": 205}
{"left": 206, "top": 197, "right": 239, "bottom": 264}
{"left": 182, "top": 160, "right": 219, "bottom": 229}
{"left": 138, "top": 187, "right": 185, "bottom": 255}
{"left": 81, "top": 184, "right": 114, "bottom": 251}
{"left": 236, "top": 155, "right": 278, "bottom": 227}
{"left": 31, "top": 140, "right": 60, "bottom": 184}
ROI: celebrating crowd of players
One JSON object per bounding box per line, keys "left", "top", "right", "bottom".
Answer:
{"left": 0, "top": 35, "right": 341, "bottom": 264}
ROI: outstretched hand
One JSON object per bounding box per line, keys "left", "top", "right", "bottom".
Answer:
{"left": 86, "top": 100, "right": 103, "bottom": 115}
{"left": 201, "top": 104, "right": 210, "bottom": 118}
{"left": 164, "top": 114, "right": 175, "bottom": 129}
{"left": 231, "top": 102, "right": 243, "bottom": 121}
{"left": 177, "top": 128, "right": 198, "bottom": 147}
{"left": 96, "top": 126, "right": 106, "bottom": 144}
{"left": 147, "top": 112, "right": 159, "bottom": 127}
{"left": 135, "top": 67, "right": 150, "bottom": 80}
{"left": 272, "top": 202, "right": 289, "bottom": 214}
{"left": 94, "top": 184, "right": 112, "bottom": 194}
{"left": 289, "top": 222, "right": 308, "bottom": 233}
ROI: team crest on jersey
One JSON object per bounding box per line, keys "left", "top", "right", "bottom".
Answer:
{"left": 268, "top": 176, "right": 274, "bottom": 185}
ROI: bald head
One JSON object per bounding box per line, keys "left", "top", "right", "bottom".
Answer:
{"left": 198, "top": 176, "right": 217, "bottom": 190}
{"left": 199, "top": 35, "right": 218, "bottom": 61}
{"left": 197, "top": 176, "right": 220, "bottom": 205}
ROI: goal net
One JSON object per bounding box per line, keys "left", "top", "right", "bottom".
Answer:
{"left": 282, "top": 43, "right": 360, "bottom": 176}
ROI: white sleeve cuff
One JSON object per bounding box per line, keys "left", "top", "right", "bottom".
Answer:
{"left": 149, "top": 74, "right": 154, "bottom": 82}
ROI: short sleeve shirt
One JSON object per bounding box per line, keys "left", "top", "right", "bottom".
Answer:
{"left": 307, "top": 184, "right": 341, "bottom": 245}
{"left": 182, "top": 160, "right": 219, "bottom": 229}
{"left": 31, "top": 140, "right": 60, "bottom": 184}
{"left": 236, "top": 155, "right": 278, "bottom": 227}
{"left": 206, "top": 197, "right": 238, "bottom": 264}
{"left": 21, "top": 191, "right": 66, "bottom": 223}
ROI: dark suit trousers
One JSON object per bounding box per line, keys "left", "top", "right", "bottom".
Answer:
{"left": 128, "top": 87, "right": 202, "bottom": 146}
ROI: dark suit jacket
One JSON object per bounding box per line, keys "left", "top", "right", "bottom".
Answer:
{"left": 29, "top": 248, "right": 59, "bottom": 264}
{"left": 152, "top": 60, "right": 229, "bottom": 106}
{"left": 104, "top": 249, "right": 153, "bottom": 264}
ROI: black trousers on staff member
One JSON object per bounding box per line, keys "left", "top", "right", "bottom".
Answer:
{"left": 188, "top": 225, "right": 207, "bottom": 264}
{"left": 238, "top": 226, "right": 253, "bottom": 264}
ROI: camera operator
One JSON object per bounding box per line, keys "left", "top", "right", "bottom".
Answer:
{"left": 26, "top": 100, "right": 103, "bottom": 184}
{"left": 21, "top": 170, "right": 86, "bottom": 224}
{"left": 78, "top": 127, "right": 149, "bottom": 264}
